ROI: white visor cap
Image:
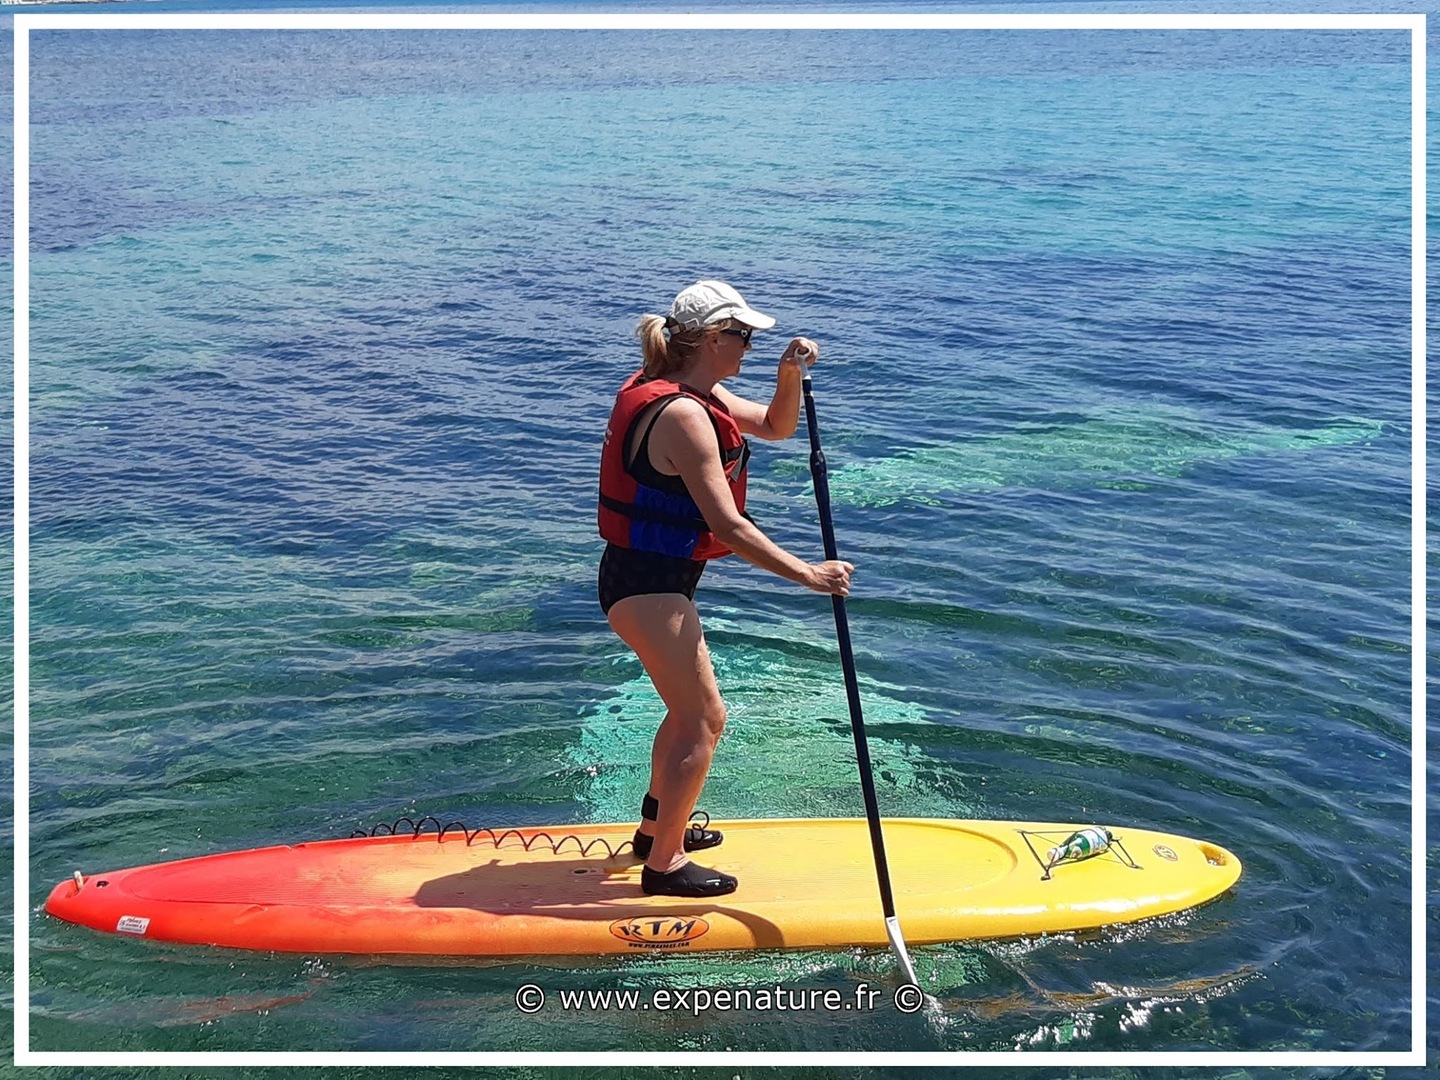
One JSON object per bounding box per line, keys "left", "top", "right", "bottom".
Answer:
{"left": 668, "top": 280, "right": 777, "bottom": 333}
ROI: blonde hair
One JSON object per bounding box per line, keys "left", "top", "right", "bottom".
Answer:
{"left": 635, "top": 314, "right": 742, "bottom": 379}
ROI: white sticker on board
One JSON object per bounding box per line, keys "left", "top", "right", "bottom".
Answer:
{"left": 116, "top": 915, "right": 150, "bottom": 935}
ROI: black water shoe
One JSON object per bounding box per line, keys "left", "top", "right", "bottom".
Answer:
{"left": 631, "top": 818, "right": 724, "bottom": 861}
{"left": 640, "top": 861, "right": 738, "bottom": 898}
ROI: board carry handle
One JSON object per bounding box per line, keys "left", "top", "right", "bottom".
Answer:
{"left": 799, "top": 351, "right": 919, "bottom": 988}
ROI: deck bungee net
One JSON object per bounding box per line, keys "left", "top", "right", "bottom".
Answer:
{"left": 349, "top": 815, "right": 637, "bottom": 858}
{"left": 347, "top": 813, "right": 713, "bottom": 860}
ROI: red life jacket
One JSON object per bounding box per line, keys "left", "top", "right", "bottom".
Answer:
{"left": 597, "top": 371, "right": 750, "bottom": 561}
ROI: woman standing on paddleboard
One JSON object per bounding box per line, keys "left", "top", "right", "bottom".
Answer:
{"left": 597, "top": 280, "right": 854, "bottom": 898}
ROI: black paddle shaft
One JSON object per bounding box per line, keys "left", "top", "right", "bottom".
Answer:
{"left": 801, "top": 374, "right": 902, "bottom": 921}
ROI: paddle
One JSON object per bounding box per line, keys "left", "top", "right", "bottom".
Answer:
{"left": 798, "top": 353, "right": 920, "bottom": 988}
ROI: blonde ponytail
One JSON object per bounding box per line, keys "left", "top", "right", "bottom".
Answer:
{"left": 635, "top": 313, "right": 704, "bottom": 379}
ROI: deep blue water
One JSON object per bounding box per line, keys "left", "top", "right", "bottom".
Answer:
{"left": 2, "top": 3, "right": 1434, "bottom": 1071}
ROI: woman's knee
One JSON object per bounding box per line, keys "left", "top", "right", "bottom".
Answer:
{"left": 665, "top": 695, "right": 727, "bottom": 747}
{"left": 698, "top": 696, "right": 727, "bottom": 743}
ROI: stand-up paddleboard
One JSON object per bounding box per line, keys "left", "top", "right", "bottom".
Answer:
{"left": 45, "top": 818, "right": 1240, "bottom": 956}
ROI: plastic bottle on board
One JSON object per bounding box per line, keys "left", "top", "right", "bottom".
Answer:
{"left": 1045, "top": 827, "right": 1114, "bottom": 868}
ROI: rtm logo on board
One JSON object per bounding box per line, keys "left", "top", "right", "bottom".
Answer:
{"left": 609, "top": 915, "right": 710, "bottom": 949}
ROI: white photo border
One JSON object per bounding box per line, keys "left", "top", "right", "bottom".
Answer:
{"left": 11, "top": 9, "right": 1427, "bottom": 1069}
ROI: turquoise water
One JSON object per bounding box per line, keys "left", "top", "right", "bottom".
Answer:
{"left": 5, "top": 5, "right": 1431, "bottom": 1068}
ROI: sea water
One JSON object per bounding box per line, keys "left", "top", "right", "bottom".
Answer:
{"left": 5, "top": 1, "right": 1430, "bottom": 1067}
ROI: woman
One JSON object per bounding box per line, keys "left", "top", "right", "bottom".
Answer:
{"left": 597, "top": 280, "right": 854, "bottom": 898}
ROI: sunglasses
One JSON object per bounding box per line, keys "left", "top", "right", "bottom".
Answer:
{"left": 718, "top": 327, "right": 753, "bottom": 345}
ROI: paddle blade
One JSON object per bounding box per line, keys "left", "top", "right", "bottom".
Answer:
{"left": 885, "top": 915, "right": 919, "bottom": 987}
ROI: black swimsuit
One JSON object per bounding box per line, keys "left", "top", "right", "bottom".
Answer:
{"left": 597, "top": 543, "right": 706, "bottom": 614}
{"left": 597, "top": 398, "right": 708, "bottom": 614}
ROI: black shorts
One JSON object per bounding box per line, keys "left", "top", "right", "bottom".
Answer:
{"left": 598, "top": 542, "right": 707, "bottom": 614}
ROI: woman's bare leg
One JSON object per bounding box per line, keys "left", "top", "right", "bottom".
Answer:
{"left": 607, "top": 593, "right": 726, "bottom": 874}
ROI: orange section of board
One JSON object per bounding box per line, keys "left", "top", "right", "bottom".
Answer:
{"left": 44, "top": 818, "right": 1241, "bottom": 956}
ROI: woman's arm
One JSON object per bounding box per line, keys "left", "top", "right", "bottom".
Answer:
{"left": 648, "top": 397, "right": 852, "bottom": 595}
{"left": 713, "top": 337, "right": 817, "bottom": 441}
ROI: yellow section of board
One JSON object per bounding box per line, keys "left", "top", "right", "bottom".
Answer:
{"left": 502, "top": 817, "right": 1242, "bottom": 954}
